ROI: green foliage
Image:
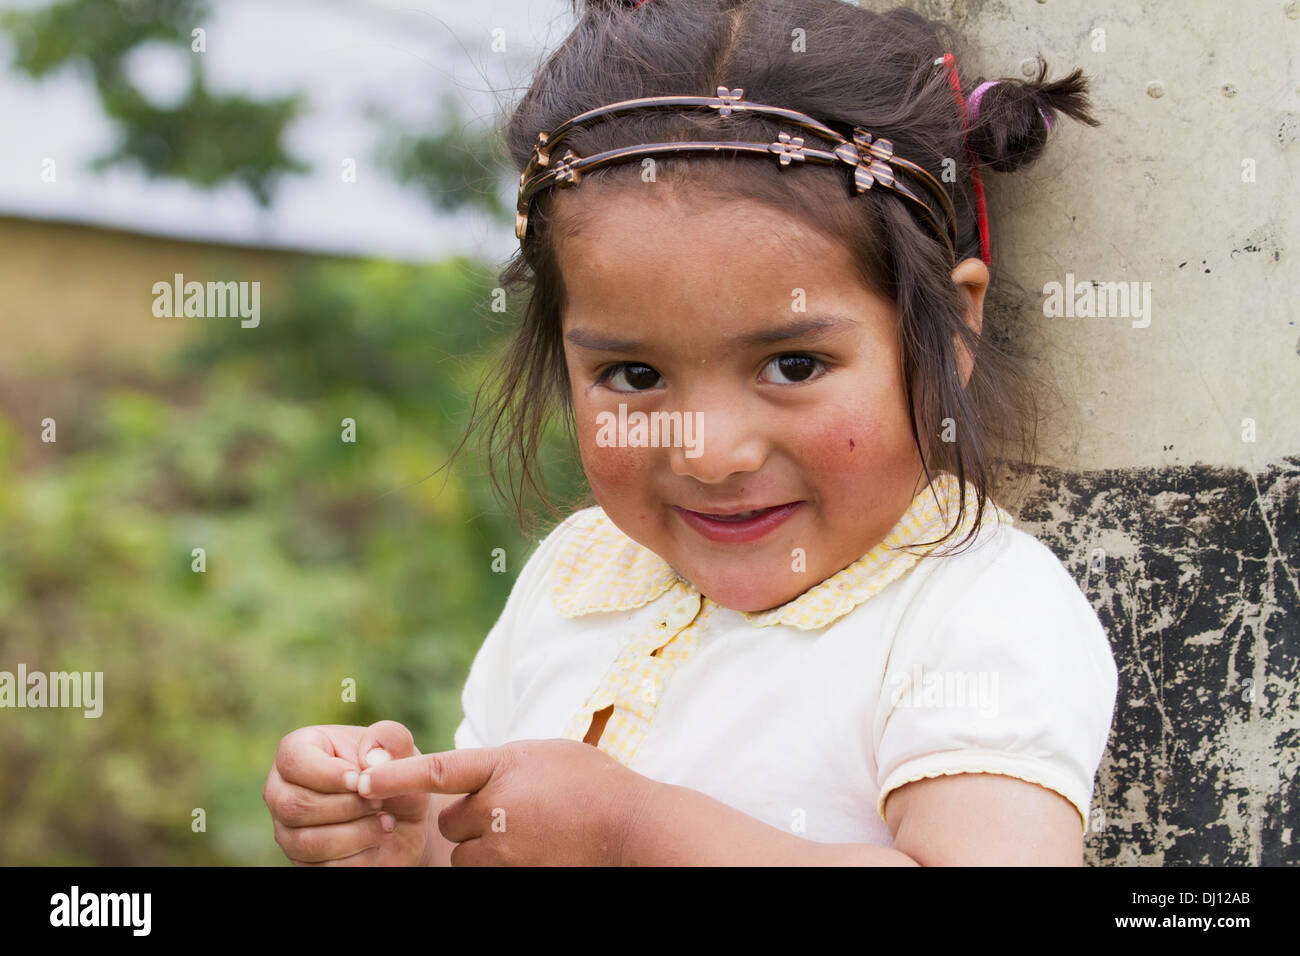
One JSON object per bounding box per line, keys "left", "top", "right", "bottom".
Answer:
{"left": 92, "top": 64, "right": 308, "bottom": 205}
{"left": 1, "top": 0, "right": 205, "bottom": 75}
{"left": 0, "top": 0, "right": 574, "bottom": 865}
{"left": 0, "top": 258, "right": 586, "bottom": 864}
{"left": 370, "top": 94, "right": 513, "bottom": 222}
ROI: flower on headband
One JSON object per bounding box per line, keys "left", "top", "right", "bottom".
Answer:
{"left": 552, "top": 149, "right": 581, "bottom": 185}
{"left": 712, "top": 86, "right": 744, "bottom": 117}
{"left": 833, "top": 128, "right": 897, "bottom": 192}
{"left": 771, "top": 131, "right": 806, "bottom": 166}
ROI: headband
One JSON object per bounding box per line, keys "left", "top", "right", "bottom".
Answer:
{"left": 515, "top": 28, "right": 991, "bottom": 266}
{"left": 515, "top": 86, "right": 960, "bottom": 264}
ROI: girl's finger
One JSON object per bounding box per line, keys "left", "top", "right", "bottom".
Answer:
{"left": 358, "top": 747, "right": 499, "bottom": 800}
{"left": 446, "top": 836, "right": 489, "bottom": 867}
{"left": 272, "top": 779, "right": 382, "bottom": 828}
{"left": 291, "top": 846, "right": 383, "bottom": 867}
{"left": 276, "top": 727, "right": 363, "bottom": 793}
{"left": 434, "top": 791, "right": 482, "bottom": 845}
{"left": 273, "top": 812, "right": 390, "bottom": 864}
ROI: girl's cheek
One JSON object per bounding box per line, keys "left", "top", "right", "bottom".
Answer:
{"left": 572, "top": 382, "right": 658, "bottom": 495}
{"left": 790, "top": 402, "right": 891, "bottom": 475}
{"left": 576, "top": 421, "right": 648, "bottom": 493}
{"left": 788, "top": 401, "right": 918, "bottom": 521}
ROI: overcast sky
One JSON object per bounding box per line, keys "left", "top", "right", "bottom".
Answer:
{"left": 0, "top": 0, "right": 575, "bottom": 262}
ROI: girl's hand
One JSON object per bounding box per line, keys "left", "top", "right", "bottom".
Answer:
{"left": 351, "top": 738, "right": 653, "bottom": 866}
{"left": 263, "top": 721, "right": 433, "bottom": 866}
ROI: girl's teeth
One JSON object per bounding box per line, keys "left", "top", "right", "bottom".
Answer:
{"left": 708, "top": 509, "right": 765, "bottom": 521}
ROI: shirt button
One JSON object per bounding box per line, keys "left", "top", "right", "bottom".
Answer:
{"left": 662, "top": 593, "right": 702, "bottom": 630}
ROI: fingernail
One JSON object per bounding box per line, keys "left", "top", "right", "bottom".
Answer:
{"left": 369, "top": 798, "right": 383, "bottom": 810}
{"left": 379, "top": 813, "right": 396, "bottom": 833}
{"left": 344, "top": 770, "right": 358, "bottom": 791}
{"left": 357, "top": 771, "right": 371, "bottom": 797}
{"left": 364, "top": 748, "right": 391, "bottom": 767}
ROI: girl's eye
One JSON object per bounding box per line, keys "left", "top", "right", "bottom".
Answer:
{"left": 598, "top": 363, "right": 662, "bottom": 392}
{"left": 762, "top": 353, "right": 825, "bottom": 385}
{"left": 597, "top": 355, "right": 826, "bottom": 391}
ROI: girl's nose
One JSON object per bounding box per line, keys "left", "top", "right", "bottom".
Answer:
{"left": 667, "top": 402, "right": 766, "bottom": 483}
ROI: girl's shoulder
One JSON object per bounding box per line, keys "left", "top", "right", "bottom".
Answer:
{"left": 919, "top": 514, "right": 1096, "bottom": 610}
{"left": 896, "top": 512, "right": 1118, "bottom": 685}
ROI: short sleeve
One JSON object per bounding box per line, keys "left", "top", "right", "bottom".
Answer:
{"left": 451, "top": 515, "right": 577, "bottom": 751}
{"left": 874, "top": 531, "right": 1119, "bottom": 835}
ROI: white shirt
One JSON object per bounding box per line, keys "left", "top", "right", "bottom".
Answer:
{"left": 452, "top": 472, "right": 1119, "bottom": 846}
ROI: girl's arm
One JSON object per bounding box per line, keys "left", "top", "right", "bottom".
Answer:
{"left": 618, "top": 772, "right": 1083, "bottom": 865}
{"left": 883, "top": 772, "right": 1085, "bottom": 866}
{"left": 618, "top": 782, "right": 919, "bottom": 866}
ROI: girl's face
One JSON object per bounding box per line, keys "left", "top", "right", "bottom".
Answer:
{"left": 555, "top": 187, "right": 931, "bottom": 614}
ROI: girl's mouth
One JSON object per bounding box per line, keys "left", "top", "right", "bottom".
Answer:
{"left": 672, "top": 502, "right": 803, "bottom": 544}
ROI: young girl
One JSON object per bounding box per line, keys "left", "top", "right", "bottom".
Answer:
{"left": 264, "top": 0, "right": 1118, "bottom": 866}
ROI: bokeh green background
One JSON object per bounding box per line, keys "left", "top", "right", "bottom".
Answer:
{"left": 0, "top": 0, "right": 584, "bottom": 864}
{"left": 0, "top": 254, "right": 586, "bottom": 865}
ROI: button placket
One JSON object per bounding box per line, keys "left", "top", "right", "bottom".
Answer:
{"left": 612, "top": 654, "right": 675, "bottom": 721}
{"left": 643, "top": 586, "right": 702, "bottom": 656}
{"left": 663, "top": 592, "right": 702, "bottom": 630}
{"left": 566, "top": 584, "right": 709, "bottom": 762}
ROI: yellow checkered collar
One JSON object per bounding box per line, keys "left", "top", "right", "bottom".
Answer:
{"left": 548, "top": 472, "right": 1014, "bottom": 630}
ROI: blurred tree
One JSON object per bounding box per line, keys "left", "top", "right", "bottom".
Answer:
{"left": 1, "top": 0, "right": 307, "bottom": 204}
{"left": 1, "top": 0, "right": 513, "bottom": 214}
{"left": 369, "top": 93, "right": 513, "bottom": 223}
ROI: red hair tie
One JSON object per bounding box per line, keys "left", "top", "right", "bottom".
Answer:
{"left": 939, "top": 52, "right": 991, "bottom": 267}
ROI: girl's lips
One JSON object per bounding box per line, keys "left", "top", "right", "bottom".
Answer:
{"left": 672, "top": 501, "right": 803, "bottom": 544}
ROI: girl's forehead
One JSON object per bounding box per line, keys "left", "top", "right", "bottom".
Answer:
{"left": 550, "top": 181, "right": 899, "bottom": 343}
{"left": 554, "top": 188, "right": 859, "bottom": 289}
{"left": 558, "top": 232, "right": 895, "bottom": 351}
{"left": 555, "top": 182, "right": 826, "bottom": 239}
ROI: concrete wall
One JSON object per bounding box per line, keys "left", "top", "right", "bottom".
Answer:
{"left": 907, "top": 0, "right": 1298, "bottom": 863}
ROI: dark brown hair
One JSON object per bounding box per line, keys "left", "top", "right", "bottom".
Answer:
{"left": 452, "top": 0, "right": 1100, "bottom": 549}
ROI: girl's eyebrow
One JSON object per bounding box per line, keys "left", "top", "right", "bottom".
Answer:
{"left": 565, "top": 314, "right": 859, "bottom": 353}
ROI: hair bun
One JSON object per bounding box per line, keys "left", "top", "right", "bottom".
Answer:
{"left": 965, "top": 56, "right": 1102, "bottom": 173}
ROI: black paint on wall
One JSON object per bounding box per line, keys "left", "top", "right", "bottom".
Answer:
{"left": 1011, "top": 457, "right": 1299, "bottom": 865}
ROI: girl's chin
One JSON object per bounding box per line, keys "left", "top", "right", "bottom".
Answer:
{"left": 688, "top": 575, "right": 800, "bottom": 614}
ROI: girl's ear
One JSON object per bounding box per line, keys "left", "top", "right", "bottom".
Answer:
{"left": 950, "top": 258, "right": 989, "bottom": 388}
